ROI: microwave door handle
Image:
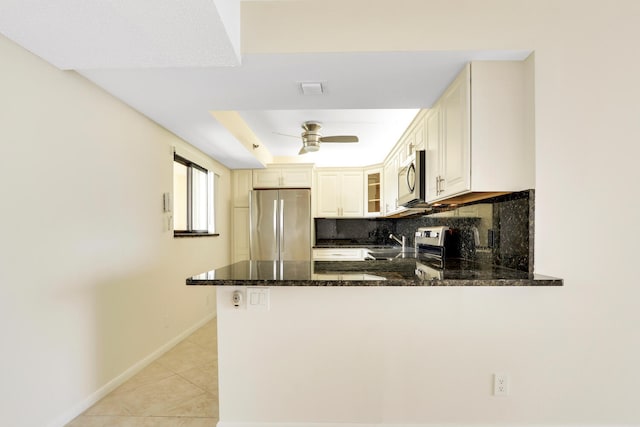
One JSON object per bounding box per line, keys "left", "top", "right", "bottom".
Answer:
{"left": 407, "top": 163, "right": 415, "bottom": 192}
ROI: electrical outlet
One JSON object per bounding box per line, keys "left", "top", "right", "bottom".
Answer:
{"left": 493, "top": 373, "right": 509, "bottom": 396}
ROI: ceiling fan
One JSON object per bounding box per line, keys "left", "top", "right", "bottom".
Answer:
{"left": 296, "top": 121, "right": 359, "bottom": 155}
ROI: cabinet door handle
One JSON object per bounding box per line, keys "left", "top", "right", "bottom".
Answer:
{"left": 436, "top": 176, "right": 445, "bottom": 195}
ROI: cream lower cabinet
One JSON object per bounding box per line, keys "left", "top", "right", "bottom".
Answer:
{"left": 231, "top": 170, "right": 253, "bottom": 262}
{"left": 316, "top": 170, "right": 364, "bottom": 217}
{"left": 232, "top": 207, "right": 250, "bottom": 262}
{"left": 312, "top": 248, "right": 368, "bottom": 261}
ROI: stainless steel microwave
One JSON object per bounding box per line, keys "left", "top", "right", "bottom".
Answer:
{"left": 397, "top": 150, "right": 426, "bottom": 207}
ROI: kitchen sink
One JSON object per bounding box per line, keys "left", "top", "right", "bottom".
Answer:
{"left": 366, "top": 248, "right": 416, "bottom": 260}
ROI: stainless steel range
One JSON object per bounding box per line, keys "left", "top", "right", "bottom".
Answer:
{"left": 414, "top": 226, "right": 449, "bottom": 261}
{"left": 413, "top": 226, "right": 458, "bottom": 279}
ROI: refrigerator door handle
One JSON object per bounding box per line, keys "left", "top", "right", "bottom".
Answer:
{"left": 273, "top": 199, "right": 278, "bottom": 257}
{"left": 279, "top": 199, "right": 285, "bottom": 257}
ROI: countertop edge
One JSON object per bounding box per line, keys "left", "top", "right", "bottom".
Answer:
{"left": 186, "top": 278, "right": 563, "bottom": 287}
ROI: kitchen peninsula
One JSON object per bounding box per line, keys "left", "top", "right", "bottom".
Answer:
{"left": 188, "top": 254, "right": 561, "bottom": 426}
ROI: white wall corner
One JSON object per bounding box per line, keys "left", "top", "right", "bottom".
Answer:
{"left": 214, "top": 0, "right": 242, "bottom": 65}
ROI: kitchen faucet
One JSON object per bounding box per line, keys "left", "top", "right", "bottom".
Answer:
{"left": 389, "top": 233, "right": 407, "bottom": 252}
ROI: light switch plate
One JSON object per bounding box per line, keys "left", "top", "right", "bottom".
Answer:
{"left": 246, "top": 287, "right": 270, "bottom": 312}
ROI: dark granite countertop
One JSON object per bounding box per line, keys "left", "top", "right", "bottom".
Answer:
{"left": 186, "top": 257, "right": 562, "bottom": 287}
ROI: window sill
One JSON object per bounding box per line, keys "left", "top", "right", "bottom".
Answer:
{"left": 174, "top": 232, "right": 220, "bottom": 238}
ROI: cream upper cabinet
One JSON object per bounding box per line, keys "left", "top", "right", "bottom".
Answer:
{"left": 364, "top": 166, "right": 382, "bottom": 217}
{"left": 280, "top": 167, "right": 312, "bottom": 187}
{"left": 439, "top": 64, "right": 471, "bottom": 199}
{"left": 252, "top": 165, "right": 312, "bottom": 188}
{"left": 252, "top": 168, "right": 281, "bottom": 188}
{"left": 231, "top": 169, "right": 253, "bottom": 208}
{"left": 382, "top": 153, "right": 399, "bottom": 216}
{"left": 381, "top": 110, "right": 426, "bottom": 216}
{"left": 425, "top": 106, "right": 441, "bottom": 200}
{"left": 413, "top": 116, "right": 425, "bottom": 151}
{"left": 425, "top": 61, "right": 533, "bottom": 203}
{"left": 397, "top": 110, "right": 426, "bottom": 165}
{"left": 397, "top": 133, "right": 412, "bottom": 166}
{"left": 315, "top": 169, "right": 364, "bottom": 217}
{"left": 316, "top": 172, "right": 340, "bottom": 216}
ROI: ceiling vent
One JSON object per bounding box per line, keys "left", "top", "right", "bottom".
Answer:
{"left": 299, "top": 82, "right": 324, "bottom": 95}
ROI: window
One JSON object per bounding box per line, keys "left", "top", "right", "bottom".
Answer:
{"left": 173, "top": 154, "right": 217, "bottom": 236}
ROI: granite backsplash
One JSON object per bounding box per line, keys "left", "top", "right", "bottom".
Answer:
{"left": 315, "top": 190, "right": 534, "bottom": 273}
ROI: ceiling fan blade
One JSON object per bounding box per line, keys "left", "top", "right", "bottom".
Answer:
{"left": 272, "top": 132, "right": 300, "bottom": 139}
{"left": 319, "top": 135, "right": 359, "bottom": 143}
{"left": 298, "top": 147, "right": 309, "bottom": 155}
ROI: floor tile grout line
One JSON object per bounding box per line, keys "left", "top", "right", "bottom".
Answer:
{"left": 108, "top": 369, "right": 178, "bottom": 397}
{"left": 174, "top": 372, "right": 212, "bottom": 395}
{"left": 185, "top": 336, "right": 218, "bottom": 352}
{"left": 175, "top": 371, "right": 220, "bottom": 397}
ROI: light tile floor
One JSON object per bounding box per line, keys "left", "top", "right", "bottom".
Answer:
{"left": 66, "top": 319, "right": 218, "bottom": 427}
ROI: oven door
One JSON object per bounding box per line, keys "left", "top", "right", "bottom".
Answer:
{"left": 397, "top": 158, "right": 416, "bottom": 206}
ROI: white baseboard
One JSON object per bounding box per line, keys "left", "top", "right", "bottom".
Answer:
{"left": 216, "top": 424, "right": 447, "bottom": 427}
{"left": 217, "top": 424, "right": 374, "bottom": 427}
{"left": 49, "top": 313, "right": 216, "bottom": 427}
{"left": 216, "top": 424, "right": 602, "bottom": 427}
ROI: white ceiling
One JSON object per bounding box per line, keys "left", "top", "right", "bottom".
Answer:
{"left": 0, "top": 1, "right": 531, "bottom": 169}
{"left": 0, "top": 0, "right": 241, "bottom": 69}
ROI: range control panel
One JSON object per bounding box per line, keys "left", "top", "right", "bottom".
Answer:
{"left": 414, "top": 226, "right": 449, "bottom": 247}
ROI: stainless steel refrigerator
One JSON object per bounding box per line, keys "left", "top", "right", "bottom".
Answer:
{"left": 249, "top": 189, "right": 311, "bottom": 261}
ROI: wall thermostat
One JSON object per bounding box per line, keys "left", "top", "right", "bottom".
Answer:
{"left": 162, "top": 192, "right": 172, "bottom": 213}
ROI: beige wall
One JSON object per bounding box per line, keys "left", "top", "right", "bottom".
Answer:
{"left": 212, "top": 0, "right": 640, "bottom": 425}
{"left": 0, "top": 35, "right": 230, "bottom": 426}
{"left": 2, "top": 0, "right": 640, "bottom": 425}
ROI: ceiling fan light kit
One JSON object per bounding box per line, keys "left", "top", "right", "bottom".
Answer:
{"left": 299, "top": 143, "right": 320, "bottom": 155}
